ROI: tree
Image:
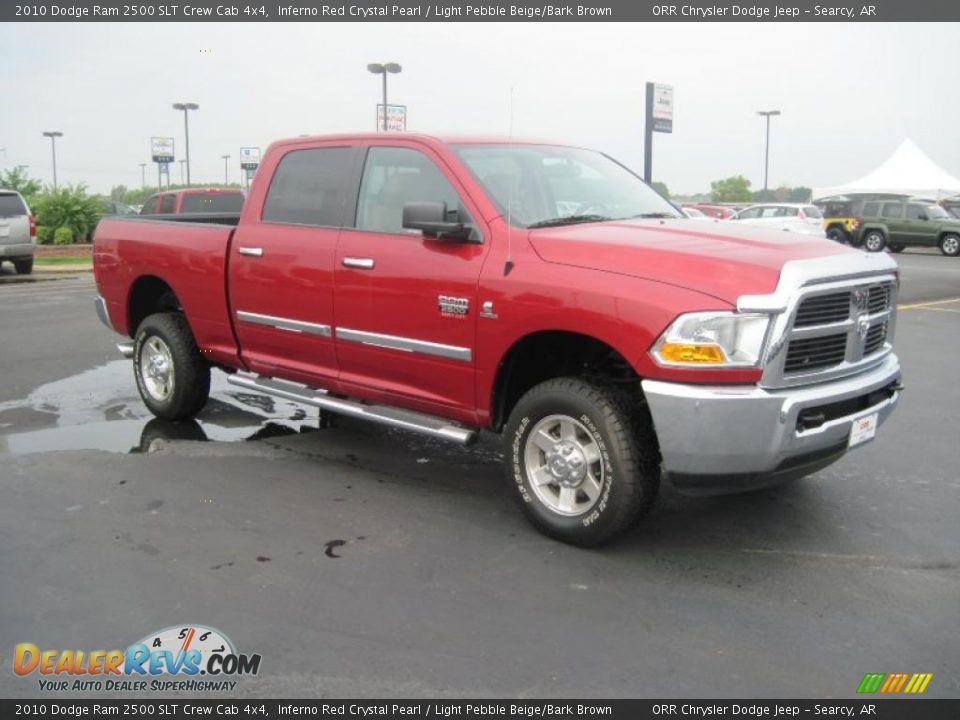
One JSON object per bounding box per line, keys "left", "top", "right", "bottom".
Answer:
{"left": 32, "top": 185, "right": 102, "bottom": 243}
{"left": 710, "top": 175, "right": 753, "bottom": 203}
{"left": 753, "top": 185, "right": 813, "bottom": 203}
{"left": 650, "top": 181, "right": 670, "bottom": 199}
{"left": 0, "top": 167, "right": 42, "bottom": 203}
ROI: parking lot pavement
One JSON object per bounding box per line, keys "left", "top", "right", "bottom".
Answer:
{"left": 0, "top": 258, "right": 958, "bottom": 699}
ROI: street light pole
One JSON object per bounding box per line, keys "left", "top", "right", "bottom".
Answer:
{"left": 366, "top": 62, "right": 402, "bottom": 131}
{"left": 139, "top": 163, "right": 147, "bottom": 187}
{"left": 756, "top": 110, "right": 781, "bottom": 192}
{"left": 221, "top": 155, "right": 230, "bottom": 185}
{"left": 172, "top": 102, "right": 199, "bottom": 185}
{"left": 42, "top": 131, "right": 63, "bottom": 189}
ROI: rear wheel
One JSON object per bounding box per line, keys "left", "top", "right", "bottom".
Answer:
{"left": 825, "top": 226, "right": 849, "bottom": 244}
{"left": 133, "top": 312, "right": 210, "bottom": 420}
{"left": 862, "top": 230, "right": 886, "bottom": 253}
{"left": 939, "top": 234, "right": 960, "bottom": 257}
{"left": 13, "top": 258, "right": 33, "bottom": 275}
{"left": 504, "top": 377, "right": 660, "bottom": 547}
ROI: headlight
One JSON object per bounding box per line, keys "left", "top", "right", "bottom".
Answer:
{"left": 652, "top": 311, "right": 771, "bottom": 367}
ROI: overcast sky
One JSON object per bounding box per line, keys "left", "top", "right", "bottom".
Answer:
{"left": 2, "top": 22, "right": 957, "bottom": 195}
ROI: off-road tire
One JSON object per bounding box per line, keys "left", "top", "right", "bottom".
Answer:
{"left": 825, "top": 226, "right": 849, "bottom": 245}
{"left": 862, "top": 230, "right": 886, "bottom": 253}
{"left": 939, "top": 234, "right": 960, "bottom": 257}
{"left": 504, "top": 377, "right": 660, "bottom": 547}
{"left": 13, "top": 258, "right": 33, "bottom": 274}
{"left": 133, "top": 312, "right": 210, "bottom": 421}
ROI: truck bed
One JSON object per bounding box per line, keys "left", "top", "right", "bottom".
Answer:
{"left": 93, "top": 216, "right": 241, "bottom": 368}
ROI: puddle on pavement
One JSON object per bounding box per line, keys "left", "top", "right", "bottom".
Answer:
{"left": 0, "top": 360, "right": 310, "bottom": 456}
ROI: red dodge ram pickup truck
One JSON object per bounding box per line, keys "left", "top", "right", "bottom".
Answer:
{"left": 94, "top": 134, "right": 902, "bottom": 546}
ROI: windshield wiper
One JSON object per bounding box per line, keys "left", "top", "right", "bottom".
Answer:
{"left": 630, "top": 212, "right": 679, "bottom": 219}
{"left": 527, "top": 214, "right": 612, "bottom": 229}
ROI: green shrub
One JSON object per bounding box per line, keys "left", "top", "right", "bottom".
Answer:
{"left": 33, "top": 185, "right": 102, "bottom": 243}
{"left": 54, "top": 226, "right": 74, "bottom": 245}
{"left": 36, "top": 225, "right": 54, "bottom": 245}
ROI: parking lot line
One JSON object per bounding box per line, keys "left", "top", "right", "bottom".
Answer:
{"left": 897, "top": 297, "right": 960, "bottom": 310}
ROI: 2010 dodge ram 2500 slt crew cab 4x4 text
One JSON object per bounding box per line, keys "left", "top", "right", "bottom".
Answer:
{"left": 93, "top": 134, "right": 902, "bottom": 546}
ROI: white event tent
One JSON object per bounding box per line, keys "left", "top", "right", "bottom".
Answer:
{"left": 813, "top": 138, "right": 960, "bottom": 201}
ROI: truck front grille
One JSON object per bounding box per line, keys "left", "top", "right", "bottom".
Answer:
{"left": 776, "top": 280, "right": 896, "bottom": 382}
{"left": 784, "top": 333, "right": 848, "bottom": 372}
{"left": 793, "top": 291, "right": 851, "bottom": 327}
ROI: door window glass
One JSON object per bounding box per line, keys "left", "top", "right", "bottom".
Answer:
{"left": 881, "top": 203, "right": 903, "bottom": 219}
{"left": 356, "top": 147, "right": 465, "bottom": 234}
{"left": 158, "top": 194, "right": 176, "bottom": 214}
{"left": 262, "top": 147, "right": 354, "bottom": 226}
{"left": 906, "top": 204, "right": 924, "bottom": 220}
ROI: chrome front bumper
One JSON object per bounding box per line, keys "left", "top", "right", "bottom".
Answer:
{"left": 642, "top": 353, "right": 902, "bottom": 495}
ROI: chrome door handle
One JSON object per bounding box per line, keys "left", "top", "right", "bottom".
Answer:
{"left": 238, "top": 247, "right": 264, "bottom": 257}
{"left": 342, "top": 257, "right": 375, "bottom": 269}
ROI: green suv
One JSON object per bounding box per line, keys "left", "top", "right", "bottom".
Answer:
{"left": 858, "top": 200, "right": 960, "bottom": 256}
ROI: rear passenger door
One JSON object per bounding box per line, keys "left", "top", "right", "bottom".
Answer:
{"left": 227, "top": 143, "right": 360, "bottom": 387}
{"left": 334, "top": 143, "right": 489, "bottom": 419}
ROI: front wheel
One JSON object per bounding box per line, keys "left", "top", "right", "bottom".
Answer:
{"left": 133, "top": 312, "right": 211, "bottom": 420}
{"left": 940, "top": 234, "right": 960, "bottom": 257}
{"left": 504, "top": 377, "right": 660, "bottom": 546}
{"left": 862, "top": 230, "right": 886, "bottom": 253}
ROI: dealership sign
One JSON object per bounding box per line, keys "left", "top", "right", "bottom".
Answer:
{"left": 239, "top": 146, "right": 261, "bottom": 170}
{"left": 151, "top": 137, "right": 174, "bottom": 164}
{"left": 376, "top": 104, "right": 407, "bottom": 132}
{"left": 651, "top": 84, "right": 673, "bottom": 133}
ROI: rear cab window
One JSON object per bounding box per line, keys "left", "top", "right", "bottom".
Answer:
{"left": 0, "top": 193, "right": 28, "bottom": 217}
{"left": 158, "top": 194, "right": 176, "bottom": 214}
{"left": 261, "top": 147, "right": 354, "bottom": 226}
{"left": 181, "top": 192, "right": 244, "bottom": 213}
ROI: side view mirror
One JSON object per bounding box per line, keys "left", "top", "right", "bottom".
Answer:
{"left": 402, "top": 201, "right": 473, "bottom": 242}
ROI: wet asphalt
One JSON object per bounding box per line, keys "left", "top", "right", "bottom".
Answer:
{"left": 0, "top": 250, "right": 957, "bottom": 699}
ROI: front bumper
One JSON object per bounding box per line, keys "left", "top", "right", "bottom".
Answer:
{"left": 0, "top": 242, "right": 35, "bottom": 258}
{"left": 642, "top": 353, "right": 901, "bottom": 495}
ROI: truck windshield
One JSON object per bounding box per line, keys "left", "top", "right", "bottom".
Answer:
{"left": 181, "top": 193, "right": 244, "bottom": 213}
{"left": 453, "top": 144, "right": 680, "bottom": 228}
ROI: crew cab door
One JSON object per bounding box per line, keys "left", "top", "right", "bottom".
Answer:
{"left": 334, "top": 143, "right": 489, "bottom": 418}
{"left": 227, "top": 143, "right": 359, "bottom": 387}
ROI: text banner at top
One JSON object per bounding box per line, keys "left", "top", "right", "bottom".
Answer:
{"left": 5, "top": 0, "right": 960, "bottom": 22}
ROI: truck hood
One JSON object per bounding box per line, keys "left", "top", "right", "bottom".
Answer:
{"left": 528, "top": 219, "right": 853, "bottom": 305}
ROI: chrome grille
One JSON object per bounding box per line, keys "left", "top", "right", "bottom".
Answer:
{"left": 784, "top": 333, "right": 848, "bottom": 372}
{"left": 775, "top": 279, "right": 896, "bottom": 382}
{"left": 868, "top": 285, "right": 890, "bottom": 314}
{"left": 794, "top": 291, "right": 851, "bottom": 327}
{"left": 864, "top": 322, "right": 887, "bottom": 355}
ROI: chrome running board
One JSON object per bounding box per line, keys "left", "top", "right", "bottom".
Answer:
{"left": 117, "top": 342, "right": 135, "bottom": 359}
{"left": 227, "top": 371, "right": 477, "bottom": 445}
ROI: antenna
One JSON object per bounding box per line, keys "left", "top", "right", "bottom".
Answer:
{"left": 504, "top": 86, "right": 515, "bottom": 276}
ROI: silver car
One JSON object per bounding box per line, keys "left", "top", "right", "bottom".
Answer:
{"left": 0, "top": 189, "right": 35, "bottom": 274}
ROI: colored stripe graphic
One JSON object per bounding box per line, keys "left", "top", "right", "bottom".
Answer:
{"left": 858, "top": 672, "right": 932, "bottom": 694}
{"left": 857, "top": 674, "right": 885, "bottom": 693}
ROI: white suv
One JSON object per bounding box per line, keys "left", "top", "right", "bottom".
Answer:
{"left": 0, "top": 189, "right": 35, "bottom": 274}
{"left": 729, "top": 203, "right": 826, "bottom": 237}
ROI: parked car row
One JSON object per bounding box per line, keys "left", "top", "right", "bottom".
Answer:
{"left": 818, "top": 197, "right": 960, "bottom": 255}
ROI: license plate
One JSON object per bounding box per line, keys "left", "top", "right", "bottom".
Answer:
{"left": 849, "top": 412, "right": 878, "bottom": 448}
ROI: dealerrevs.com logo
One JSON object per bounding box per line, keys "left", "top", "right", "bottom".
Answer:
{"left": 14, "top": 624, "right": 261, "bottom": 693}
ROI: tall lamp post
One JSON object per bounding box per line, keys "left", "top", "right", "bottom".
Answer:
{"left": 42, "top": 131, "right": 63, "bottom": 189}
{"left": 221, "top": 154, "right": 231, "bottom": 185}
{"left": 366, "top": 62, "right": 402, "bottom": 131}
{"left": 139, "top": 163, "right": 147, "bottom": 187}
{"left": 172, "top": 102, "right": 199, "bottom": 185}
{"left": 756, "top": 110, "right": 781, "bottom": 192}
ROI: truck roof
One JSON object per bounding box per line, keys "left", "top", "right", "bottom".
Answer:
{"left": 267, "top": 132, "right": 585, "bottom": 150}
